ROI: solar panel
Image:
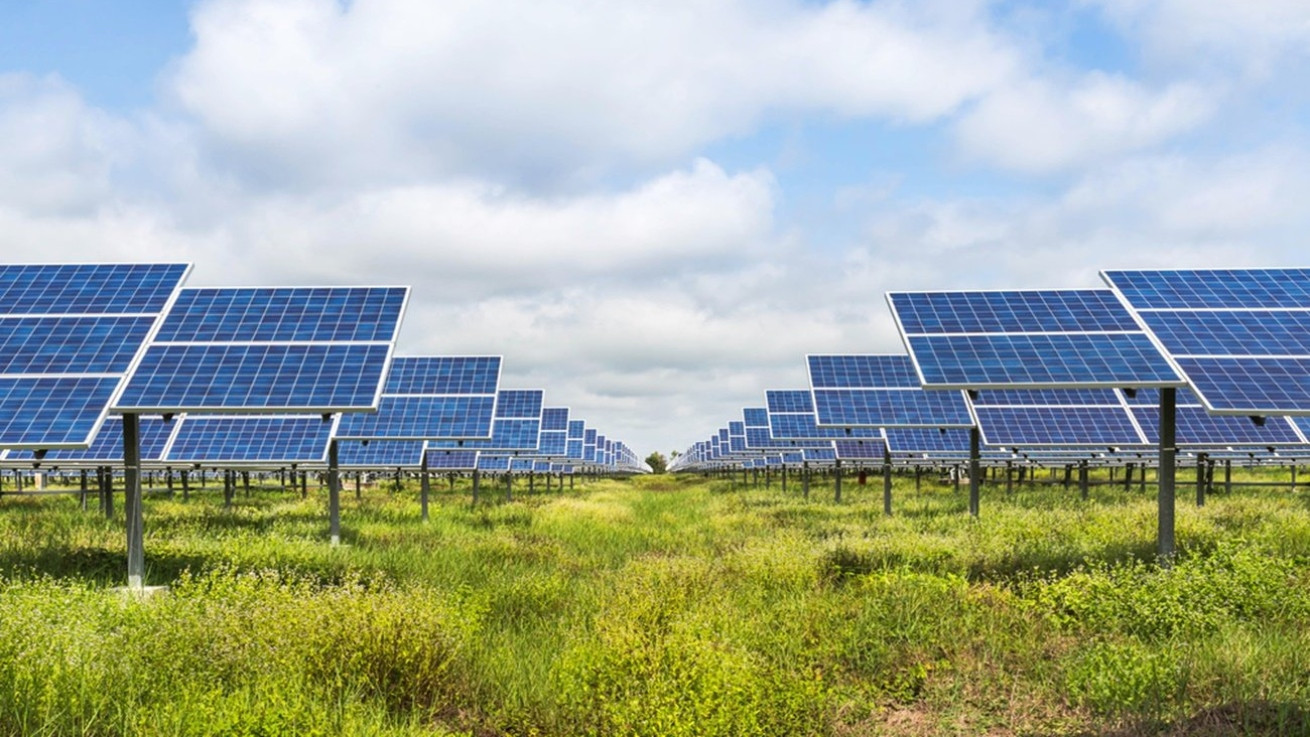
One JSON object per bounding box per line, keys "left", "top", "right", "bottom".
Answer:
{"left": 4, "top": 416, "right": 175, "bottom": 464}
{"left": 541, "top": 407, "right": 570, "bottom": 432}
{"left": 1103, "top": 268, "right": 1310, "bottom": 415}
{"left": 834, "top": 439, "right": 887, "bottom": 460}
{"left": 163, "top": 415, "right": 337, "bottom": 465}
{"left": 336, "top": 395, "right": 496, "bottom": 440}
{"left": 116, "top": 286, "right": 406, "bottom": 413}
{"left": 806, "top": 355, "right": 974, "bottom": 428}
{"left": 426, "top": 449, "right": 478, "bottom": 470}
{"left": 884, "top": 428, "right": 972, "bottom": 453}
{"left": 429, "top": 418, "right": 541, "bottom": 452}
{"left": 887, "top": 290, "right": 1183, "bottom": 389}
{"left": 336, "top": 440, "right": 426, "bottom": 467}
{"left": 538, "top": 431, "right": 568, "bottom": 456}
{"left": 966, "top": 387, "right": 1147, "bottom": 447}
{"left": 496, "top": 390, "right": 544, "bottom": 419}
{"left": 384, "top": 355, "right": 500, "bottom": 394}
{"left": 478, "top": 455, "right": 510, "bottom": 472}
{"left": 0, "top": 263, "right": 190, "bottom": 449}
{"left": 567, "top": 420, "right": 585, "bottom": 439}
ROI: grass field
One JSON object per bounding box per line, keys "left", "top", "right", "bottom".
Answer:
{"left": 0, "top": 470, "right": 1308, "bottom": 736}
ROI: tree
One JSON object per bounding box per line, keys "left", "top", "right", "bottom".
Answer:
{"left": 645, "top": 451, "right": 668, "bottom": 474}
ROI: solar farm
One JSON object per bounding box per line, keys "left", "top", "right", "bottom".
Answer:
{"left": 4, "top": 263, "right": 1310, "bottom": 736}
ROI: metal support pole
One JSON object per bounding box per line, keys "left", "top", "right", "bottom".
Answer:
{"left": 969, "top": 427, "right": 981, "bottom": 518}
{"left": 100, "top": 466, "right": 113, "bottom": 518}
{"left": 915, "top": 465, "right": 922, "bottom": 493}
{"left": 420, "top": 451, "right": 430, "bottom": 523}
{"left": 355, "top": 471, "right": 361, "bottom": 498}
{"left": 505, "top": 472, "right": 513, "bottom": 502}
{"left": 79, "top": 470, "right": 88, "bottom": 510}
{"left": 1225, "top": 460, "right": 1232, "bottom": 494}
{"left": 472, "top": 469, "right": 481, "bottom": 504}
{"left": 328, "top": 439, "right": 341, "bottom": 546}
{"left": 1124, "top": 463, "right": 1133, "bottom": 490}
{"left": 300, "top": 471, "right": 308, "bottom": 499}
{"left": 781, "top": 464, "right": 787, "bottom": 493}
{"left": 122, "top": 413, "right": 145, "bottom": 590}
{"left": 882, "top": 448, "right": 892, "bottom": 516}
{"left": 833, "top": 459, "right": 842, "bottom": 503}
{"left": 529, "top": 472, "right": 535, "bottom": 495}
{"left": 1004, "top": 461, "right": 1012, "bottom": 496}
{"left": 1079, "top": 460, "right": 1089, "bottom": 501}
{"left": 1158, "top": 387, "right": 1177, "bottom": 562}
{"left": 1196, "top": 453, "right": 1207, "bottom": 507}
{"left": 802, "top": 461, "right": 810, "bottom": 499}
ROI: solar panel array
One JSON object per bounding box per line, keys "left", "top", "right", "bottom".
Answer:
{"left": 1103, "top": 268, "right": 1310, "bottom": 415}
{"left": 0, "top": 264, "right": 190, "bottom": 448}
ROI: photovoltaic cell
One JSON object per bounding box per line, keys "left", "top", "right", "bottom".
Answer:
{"left": 567, "top": 420, "right": 585, "bottom": 439}
{"left": 541, "top": 408, "right": 570, "bottom": 432}
{"left": 743, "top": 408, "right": 769, "bottom": 428}
{"left": 164, "top": 416, "right": 334, "bottom": 464}
{"left": 1132, "top": 406, "right": 1305, "bottom": 446}
{"left": 0, "top": 263, "right": 190, "bottom": 449}
{"left": 478, "top": 455, "right": 510, "bottom": 472}
{"left": 538, "top": 431, "right": 568, "bottom": 456}
{"left": 4, "top": 416, "right": 174, "bottom": 463}
{"left": 429, "top": 418, "right": 540, "bottom": 451}
{"left": 496, "top": 390, "right": 544, "bottom": 419}
{"left": 335, "top": 395, "right": 495, "bottom": 440}
{"left": 426, "top": 449, "right": 478, "bottom": 470}
{"left": 0, "top": 264, "right": 188, "bottom": 316}
{"left": 890, "top": 290, "right": 1140, "bottom": 334}
{"left": 974, "top": 406, "right": 1146, "bottom": 447}
{"left": 155, "top": 287, "right": 406, "bottom": 343}
{"left": 384, "top": 356, "right": 500, "bottom": 395}
{"left": 117, "top": 285, "right": 404, "bottom": 414}
{"left": 813, "top": 388, "right": 974, "bottom": 428}
{"left": 119, "top": 344, "right": 391, "bottom": 411}
{"left": 889, "top": 289, "right": 1182, "bottom": 390}
{"left": 0, "top": 377, "right": 121, "bottom": 447}
{"left": 904, "top": 333, "right": 1179, "bottom": 388}
{"left": 808, "top": 354, "right": 920, "bottom": 388}
{"left": 336, "top": 440, "right": 425, "bottom": 467}
{"left": 1103, "top": 268, "right": 1310, "bottom": 414}
{"left": 834, "top": 439, "right": 886, "bottom": 460}
{"left": 884, "top": 428, "right": 971, "bottom": 453}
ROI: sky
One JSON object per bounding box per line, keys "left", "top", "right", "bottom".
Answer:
{"left": 3, "top": 0, "right": 1310, "bottom": 457}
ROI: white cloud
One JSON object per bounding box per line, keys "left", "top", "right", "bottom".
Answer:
{"left": 169, "top": 0, "right": 1018, "bottom": 187}
{"left": 1087, "top": 0, "right": 1310, "bottom": 75}
{"left": 954, "top": 72, "right": 1213, "bottom": 173}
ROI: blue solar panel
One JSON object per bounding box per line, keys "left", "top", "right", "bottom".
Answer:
{"left": 567, "top": 420, "right": 585, "bottom": 439}
{"left": 430, "top": 419, "right": 540, "bottom": 451}
{"left": 0, "top": 264, "right": 188, "bottom": 316}
{"left": 808, "top": 354, "right": 920, "bottom": 388}
{"left": 1102, "top": 268, "right": 1310, "bottom": 309}
{"left": 804, "top": 447, "right": 838, "bottom": 462}
{"left": 384, "top": 356, "right": 500, "bottom": 395}
{"left": 770, "top": 412, "right": 881, "bottom": 440}
{"left": 566, "top": 439, "right": 583, "bottom": 458}
{"left": 538, "top": 431, "right": 568, "bottom": 455}
{"left": 890, "top": 290, "right": 1140, "bottom": 334}
{"left": 511, "top": 459, "right": 535, "bottom": 472}
{"left": 782, "top": 452, "right": 804, "bottom": 464}
{"left": 0, "top": 263, "right": 190, "bottom": 449}
{"left": 728, "top": 421, "right": 744, "bottom": 436}
{"left": 834, "top": 439, "right": 885, "bottom": 460}
{"left": 1174, "top": 358, "right": 1310, "bottom": 413}
{"left": 584, "top": 429, "right": 597, "bottom": 444}
{"left": 118, "top": 285, "right": 403, "bottom": 414}
{"left": 165, "top": 416, "right": 333, "bottom": 463}
{"left": 541, "top": 408, "right": 570, "bottom": 432}
{"left": 427, "top": 450, "right": 478, "bottom": 470}
{"left": 1132, "top": 406, "right": 1305, "bottom": 446}
{"left": 534, "top": 461, "right": 552, "bottom": 472}
{"left": 906, "top": 333, "right": 1178, "bottom": 388}
{"left": 496, "top": 390, "right": 544, "bottom": 419}
{"left": 884, "top": 428, "right": 971, "bottom": 453}
{"left": 1137, "top": 311, "right": 1310, "bottom": 357}
{"left": 971, "top": 388, "right": 1120, "bottom": 406}
{"left": 1104, "top": 269, "right": 1310, "bottom": 415}
{"left": 478, "top": 455, "right": 510, "bottom": 472}
{"left": 0, "top": 317, "right": 156, "bottom": 374}
{"left": 766, "top": 390, "right": 813, "bottom": 413}
{"left": 119, "top": 344, "right": 390, "bottom": 412}
{"left": 5, "top": 416, "right": 175, "bottom": 463}
{"left": 155, "top": 287, "right": 406, "bottom": 342}
{"left": 743, "top": 408, "right": 769, "bottom": 428}
{"left": 0, "top": 377, "right": 120, "bottom": 447}
{"left": 336, "top": 440, "right": 425, "bottom": 467}
{"left": 812, "top": 388, "right": 973, "bottom": 427}
{"left": 335, "top": 395, "right": 495, "bottom": 440}
{"left": 974, "top": 407, "right": 1146, "bottom": 446}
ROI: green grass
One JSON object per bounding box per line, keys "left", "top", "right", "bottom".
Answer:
{"left": 0, "top": 471, "right": 1308, "bottom": 735}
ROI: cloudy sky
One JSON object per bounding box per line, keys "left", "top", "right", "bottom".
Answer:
{"left": 2, "top": 0, "right": 1309, "bottom": 456}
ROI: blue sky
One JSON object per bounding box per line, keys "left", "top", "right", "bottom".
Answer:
{"left": 2, "top": 0, "right": 1309, "bottom": 454}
